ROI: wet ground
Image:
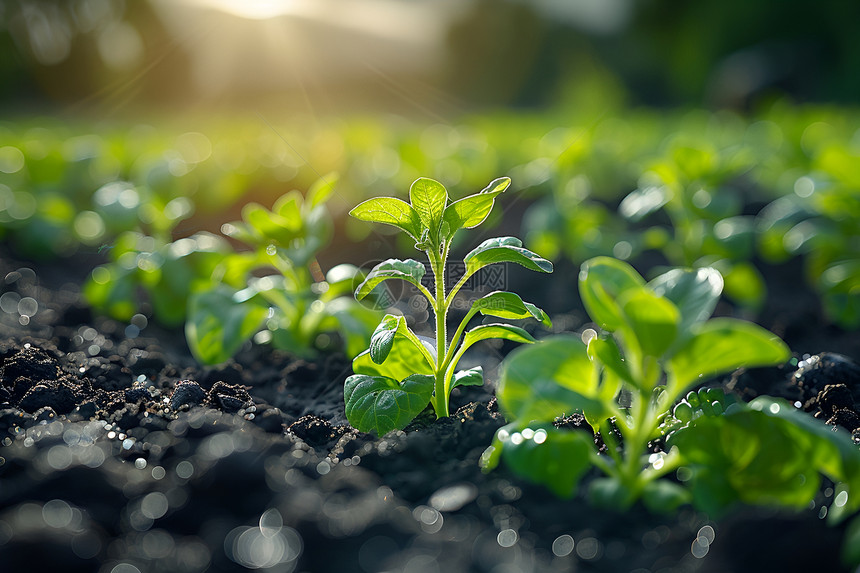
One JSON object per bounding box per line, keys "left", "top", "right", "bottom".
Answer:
{"left": 0, "top": 248, "right": 859, "bottom": 572}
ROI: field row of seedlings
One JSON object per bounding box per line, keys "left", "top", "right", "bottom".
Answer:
{"left": 2, "top": 104, "right": 858, "bottom": 331}
{"left": 0, "top": 102, "right": 859, "bottom": 572}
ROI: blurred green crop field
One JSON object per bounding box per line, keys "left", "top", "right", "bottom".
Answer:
{"left": 1, "top": 101, "right": 858, "bottom": 332}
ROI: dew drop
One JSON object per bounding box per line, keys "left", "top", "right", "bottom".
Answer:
{"left": 552, "top": 534, "right": 575, "bottom": 557}
{"left": 497, "top": 528, "right": 518, "bottom": 548}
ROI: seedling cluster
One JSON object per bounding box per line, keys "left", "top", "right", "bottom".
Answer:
{"left": 186, "top": 175, "right": 381, "bottom": 364}
{"left": 483, "top": 257, "right": 860, "bottom": 520}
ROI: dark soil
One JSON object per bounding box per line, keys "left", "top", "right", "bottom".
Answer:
{"left": 0, "top": 248, "right": 859, "bottom": 573}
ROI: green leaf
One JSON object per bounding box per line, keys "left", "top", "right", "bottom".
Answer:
{"left": 462, "top": 323, "right": 535, "bottom": 352}
{"left": 350, "top": 197, "right": 423, "bottom": 240}
{"left": 344, "top": 373, "right": 434, "bottom": 434}
{"left": 480, "top": 176, "right": 512, "bottom": 195}
{"left": 186, "top": 287, "right": 269, "bottom": 365}
{"left": 84, "top": 264, "right": 138, "bottom": 321}
{"left": 409, "top": 177, "right": 448, "bottom": 238}
{"left": 241, "top": 202, "right": 299, "bottom": 245}
{"left": 214, "top": 251, "right": 267, "bottom": 289}
{"left": 308, "top": 173, "right": 338, "bottom": 210}
{"left": 587, "top": 335, "right": 633, "bottom": 384}
{"left": 352, "top": 326, "right": 435, "bottom": 381}
{"left": 498, "top": 335, "right": 607, "bottom": 423}
{"left": 641, "top": 480, "right": 691, "bottom": 514}
{"left": 442, "top": 177, "right": 510, "bottom": 238}
{"left": 748, "top": 396, "right": 860, "bottom": 518}
{"left": 668, "top": 318, "right": 790, "bottom": 390}
{"left": 647, "top": 266, "right": 723, "bottom": 338}
{"left": 470, "top": 291, "right": 551, "bottom": 327}
{"left": 147, "top": 276, "right": 189, "bottom": 328}
{"left": 355, "top": 258, "right": 426, "bottom": 301}
{"left": 619, "top": 288, "right": 680, "bottom": 357}
{"left": 670, "top": 402, "right": 842, "bottom": 516}
{"left": 523, "top": 303, "right": 552, "bottom": 327}
{"left": 588, "top": 477, "right": 635, "bottom": 509}
{"left": 723, "top": 262, "right": 766, "bottom": 310}
{"left": 366, "top": 313, "right": 432, "bottom": 366}
{"left": 464, "top": 236, "right": 553, "bottom": 277}
{"left": 245, "top": 275, "right": 296, "bottom": 313}
{"left": 369, "top": 315, "right": 399, "bottom": 363}
{"left": 273, "top": 191, "right": 302, "bottom": 223}
{"left": 494, "top": 423, "right": 594, "bottom": 498}
{"left": 451, "top": 366, "right": 483, "bottom": 389}
{"left": 579, "top": 257, "right": 645, "bottom": 331}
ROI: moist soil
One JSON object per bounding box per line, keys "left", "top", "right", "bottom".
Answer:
{"left": 0, "top": 247, "right": 859, "bottom": 573}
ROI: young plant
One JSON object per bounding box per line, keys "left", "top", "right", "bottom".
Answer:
{"left": 84, "top": 188, "right": 228, "bottom": 328}
{"left": 482, "top": 257, "right": 794, "bottom": 508}
{"left": 485, "top": 257, "right": 860, "bottom": 522}
{"left": 757, "top": 166, "right": 860, "bottom": 329}
{"left": 617, "top": 140, "right": 767, "bottom": 311}
{"left": 185, "top": 175, "right": 381, "bottom": 364}
{"left": 344, "top": 177, "right": 553, "bottom": 435}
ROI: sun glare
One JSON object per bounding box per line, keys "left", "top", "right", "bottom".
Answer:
{"left": 188, "top": 0, "right": 297, "bottom": 20}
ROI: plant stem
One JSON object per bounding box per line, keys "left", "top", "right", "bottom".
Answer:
{"left": 431, "top": 246, "right": 449, "bottom": 418}
{"left": 620, "top": 387, "right": 652, "bottom": 489}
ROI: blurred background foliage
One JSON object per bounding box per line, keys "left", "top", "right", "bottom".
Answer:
{"left": 3, "top": 0, "right": 860, "bottom": 112}
{"left": 0, "top": 0, "right": 858, "bottom": 333}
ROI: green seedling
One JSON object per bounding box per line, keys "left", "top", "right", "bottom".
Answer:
{"left": 484, "top": 257, "right": 860, "bottom": 521}
{"left": 757, "top": 167, "right": 860, "bottom": 329}
{"left": 618, "top": 139, "right": 767, "bottom": 310}
{"left": 86, "top": 230, "right": 229, "bottom": 327}
{"left": 344, "top": 177, "right": 553, "bottom": 435}
{"left": 483, "top": 257, "right": 793, "bottom": 507}
{"left": 186, "top": 175, "right": 381, "bottom": 364}
{"left": 84, "top": 189, "right": 224, "bottom": 327}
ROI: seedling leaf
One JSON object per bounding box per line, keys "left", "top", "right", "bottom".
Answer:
{"left": 587, "top": 335, "right": 633, "bottom": 384}
{"left": 648, "top": 267, "right": 723, "bottom": 340}
{"left": 670, "top": 402, "right": 840, "bottom": 515}
{"left": 344, "top": 373, "right": 434, "bottom": 435}
{"left": 409, "top": 177, "right": 448, "bottom": 239}
{"left": 241, "top": 202, "right": 299, "bottom": 245}
{"left": 498, "top": 335, "right": 607, "bottom": 422}
{"left": 641, "top": 480, "right": 691, "bottom": 514}
{"left": 307, "top": 173, "right": 338, "bottom": 210}
{"left": 464, "top": 237, "right": 553, "bottom": 276}
{"left": 186, "top": 286, "right": 269, "bottom": 365}
{"left": 367, "top": 314, "right": 434, "bottom": 367}
{"left": 494, "top": 423, "right": 593, "bottom": 498}
{"left": 350, "top": 197, "right": 423, "bottom": 240}
{"left": 668, "top": 318, "right": 790, "bottom": 390}
{"left": 369, "top": 315, "right": 399, "bottom": 363}
{"left": 273, "top": 191, "right": 302, "bottom": 223}
{"left": 352, "top": 328, "right": 435, "bottom": 381}
{"left": 462, "top": 323, "right": 535, "bottom": 351}
{"left": 451, "top": 366, "right": 483, "bottom": 389}
{"left": 470, "top": 291, "right": 551, "bottom": 327}
{"left": 442, "top": 177, "right": 510, "bottom": 238}
{"left": 355, "top": 258, "right": 426, "bottom": 301}
{"left": 619, "top": 288, "right": 680, "bottom": 358}
{"left": 579, "top": 257, "right": 645, "bottom": 331}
